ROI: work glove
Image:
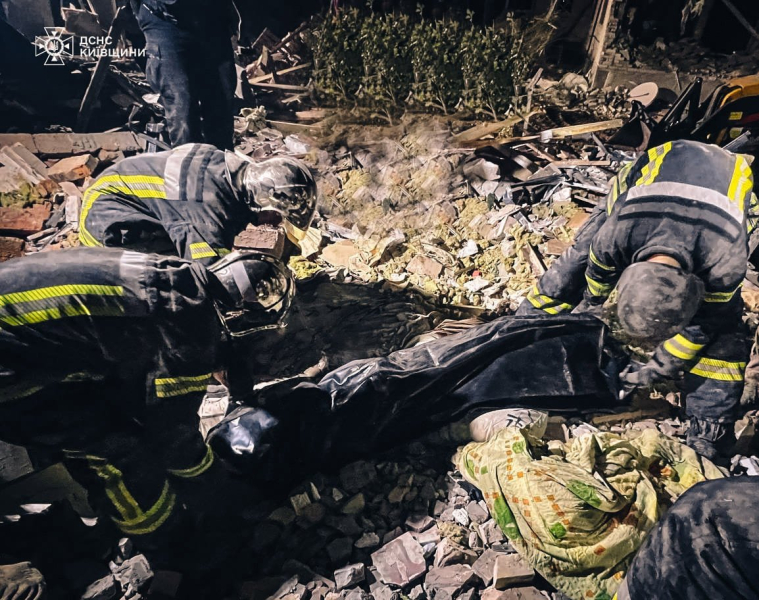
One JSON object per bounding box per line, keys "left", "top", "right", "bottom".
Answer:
{"left": 618, "top": 360, "right": 659, "bottom": 401}
{"left": 0, "top": 562, "right": 46, "bottom": 600}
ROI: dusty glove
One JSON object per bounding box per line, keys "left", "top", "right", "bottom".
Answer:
{"left": 0, "top": 562, "right": 46, "bottom": 600}
{"left": 618, "top": 361, "right": 660, "bottom": 400}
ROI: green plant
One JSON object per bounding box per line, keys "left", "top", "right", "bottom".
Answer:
{"left": 311, "top": 7, "right": 553, "bottom": 119}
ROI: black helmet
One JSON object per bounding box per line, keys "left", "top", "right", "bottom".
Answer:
{"left": 209, "top": 251, "right": 295, "bottom": 337}
{"left": 226, "top": 152, "right": 317, "bottom": 244}
{"left": 616, "top": 262, "right": 704, "bottom": 343}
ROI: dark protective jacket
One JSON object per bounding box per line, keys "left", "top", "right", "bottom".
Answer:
{"left": 518, "top": 140, "right": 757, "bottom": 437}
{"left": 0, "top": 247, "right": 225, "bottom": 408}
{"left": 79, "top": 144, "right": 250, "bottom": 266}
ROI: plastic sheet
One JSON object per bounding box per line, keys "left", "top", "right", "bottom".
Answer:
{"left": 209, "top": 314, "right": 624, "bottom": 482}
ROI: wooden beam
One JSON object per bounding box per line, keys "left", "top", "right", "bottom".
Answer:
{"left": 252, "top": 82, "right": 309, "bottom": 92}
{"left": 718, "top": 0, "right": 759, "bottom": 44}
{"left": 248, "top": 62, "right": 311, "bottom": 84}
{"left": 75, "top": 1, "right": 129, "bottom": 132}
{"left": 587, "top": 0, "right": 615, "bottom": 88}
{"left": 498, "top": 118, "right": 624, "bottom": 144}
{"left": 452, "top": 111, "right": 540, "bottom": 145}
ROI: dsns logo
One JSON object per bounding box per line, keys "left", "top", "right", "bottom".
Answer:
{"left": 34, "top": 27, "right": 75, "bottom": 65}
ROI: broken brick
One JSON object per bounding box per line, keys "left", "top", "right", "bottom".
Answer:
{"left": 371, "top": 532, "right": 426, "bottom": 587}
{"left": 425, "top": 565, "right": 478, "bottom": 600}
{"left": 33, "top": 132, "right": 141, "bottom": 157}
{"left": 406, "top": 255, "right": 443, "bottom": 279}
{"left": 567, "top": 211, "right": 590, "bottom": 230}
{"left": 321, "top": 240, "right": 359, "bottom": 268}
{"left": 81, "top": 575, "right": 119, "bottom": 600}
{"left": 48, "top": 154, "right": 99, "bottom": 183}
{"left": 0, "top": 204, "right": 51, "bottom": 237}
{"left": 493, "top": 554, "right": 534, "bottom": 589}
{"left": 334, "top": 563, "right": 365, "bottom": 590}
{"left": 235, "top": 225, "right": 286, "bottom": 256}
{"left": 0, "top": 236, "right": 24, "bottom": 262}
{"left": 0, "top": 134, "right": 36, "bottom": 154}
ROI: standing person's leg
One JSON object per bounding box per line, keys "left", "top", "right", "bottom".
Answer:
{"left": 617, "top": 478, "right": 759, "bottom": 600}
{"left": 683, "top": 299, "right": 748, "bottom": 460}
{"left": 136, "top": 3, "right": 202, "bottom": 146}
{"left": 195, "top": 34, "right": 236, "bottom": 150}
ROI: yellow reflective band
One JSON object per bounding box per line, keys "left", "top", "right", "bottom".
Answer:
{"left": 189, "top": 242, "right": 218, "bottom": 260}
{"left": 154, "top": 373, "right": 213, "bottom": 398}
{"left": 585, "top": 274, "right": 613, "bottom": 297}
{"left": 542, "top": 304, "right": 573, "bottom": 315}
{"left": 114, "top": 481, "right": 177, "bottom": 536}
{"left": 216, "top": 248, "right": 232, "bottom": 257}
{"left": 607, "top": 162, "right": 633, "bottom": 214}
{"left": 636, "top": 142, "right": 673, "bottom": 186}
{"left": 169, "top": 445, "right": 215, "bottom": 479}
{"left": 728, "top": 155, "right": 754, "bottom": 211}
{"left": 86, "top": 458, "right": 141, "bottom": 521}
{"left": 0, "top": 284, "right": 122, "bottom": 307}
{"left": 526, "top": 286, "right": 573, "bottom": 313}
{"left": 80, "top": 175, "right": 166, "bottom": 246}
{"left": 690, "top": 357, "right": 746, "bottom": 382}
{"left": 588, "top": 246, "right": 615, "bottom": 272}
{"left": 0, "top": 303, "right": 125, "bottom": 327}
{"left": 704, "top": 287, "right": 739, "bottom": 303}
{"left": 663, "top": 334, "right": 705, "bottom": 361}
{"left": 672, "top": 333, "right": 705, "bottom": 352}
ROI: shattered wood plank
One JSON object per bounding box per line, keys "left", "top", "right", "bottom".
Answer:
{"left": 521, "top": 244, "right": 547, "bottom": 276}
{"left": 590, "top": 407, "right": 671, "bottom": 426}
{"left": 267, "top": 120, "right": 319, "bottom": 134}
{"left": 452, "top": 112, "right": 540, "bottom": 145}
{"left": 248, "top": 62, "right": 311, "bottom": 84}
{"left": 252, "top": 27, "right": 281, "bottom": 53}
{"left": 252, "top": 82, "right": 309, "bottom": 92}
{"left": 33, "top": 132, "right": 140, "bottom": 157}
{"left": 498, "top": 119, "right": 624, "bottom": 145}
{"left": 296, "top": 109, "right": 329, "bottom": 122}
{"left": 552, "top": 159, "right": 612, "bottom": 168}
{"left": 271, "top": 21, "right": 310, "bottom": 52}
{"left": 76, "top": 0, "right": 130, "bottom": 132}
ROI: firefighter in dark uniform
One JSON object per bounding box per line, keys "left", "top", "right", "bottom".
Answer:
{"left": 0, "top": 248, "right": 293, "bottom": 572}
{"left": 132, "top": 0, "right": 239, "bottom": 149}
{"left": 78, "top": 143, "right": 317, "bottom": 266}
{"left": 516, "top": 140, "right": 757, "bottom": 460}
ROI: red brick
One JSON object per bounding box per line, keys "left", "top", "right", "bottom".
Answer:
{"left": 48, "top": 154, "right": 99, "bottom": 183}
{"left": 0, "top": 204, "right": 51, "bottom": 237}
{"left": 234, "top": 226, "right": 286, "bottom": 257}
{"left": 0, "top": 236, "right": 24, "bottom": 261}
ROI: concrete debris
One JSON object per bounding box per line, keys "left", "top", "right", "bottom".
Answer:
{"left": 492, "top": 554, "right": 535, "bottom": 589}
{"left": 334, "top": 564, "right": 365, "bottom": 590}
{"left": 424, "top": 564, "right": 478, "bottom": 599}
{"left": 81, "top": 575, "right": 120, "bottom": 600}
{"left": 111, "top": 554, "right": 153, "bottom": 596}
{"left": 371, "top": 532, "right": 427, "bottom": 587}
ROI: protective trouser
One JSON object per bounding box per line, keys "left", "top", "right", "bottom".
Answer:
{"left": 0, "top": 380, "right": 215, "bottom": 558}
{"left": 681, "top": 318, "right": 748, "bottom": 458}
{"left": 136, "top": 3, "right": 236, "bottom": 149}
{"left": 616, "top": 478, "right": 759, "bottom": 600}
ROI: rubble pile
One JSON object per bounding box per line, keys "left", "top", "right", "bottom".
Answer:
{"left": 237, "top": 444, "right": 559, "bottom": 600}
{"left": 297, "top": 120, "right": 624, "bottom": 313}
{"left": 0, "top": 131, "right": 142, "bottom": 256}
{"left": 609, "top": 37, "right": 759, "bottom": 79}
{"left": 533, "top": 74, "right": 633, "bottom": 122}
